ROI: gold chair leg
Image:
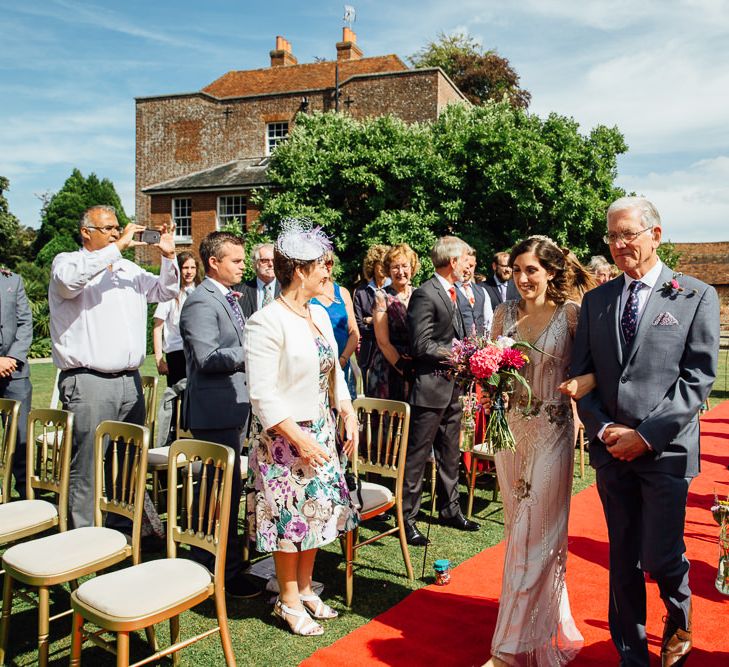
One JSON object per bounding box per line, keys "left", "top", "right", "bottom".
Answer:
{"left": 169, "top": 616, "right": 180, "bottom": 667}
{"left": 579, "top": 431, "right": 585, "bottom": 479}
{"left": 395, "top": 504, "right": 414, "bottom": 580}
{"left": 144, "top": 624, "right": 158, "bottom": 652}
{"left": 70, "top": 611, "right": 84, "bottom": 666}
{"left": 0, "top": 572, "right": 14, "bottom": 665}
{"left": 152, "top": 470, "right": 160, "bottom": 512}
{"left": 38, "top": 585, "right": 50, "bottom": 667}
{"left": 116, "top": 631, "right": 129, "bottom": 667}
{"left": 345, "top": 530, "right": 355, "bottom": 607}
{"left": 214, "top": 592, "right": 235, "bottom": 666}
{"left": 466, "top": 457, "right": 478, "bottom": 520}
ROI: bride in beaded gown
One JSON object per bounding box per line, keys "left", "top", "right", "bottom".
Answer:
{"left": 485, "top": 236, "right": 589, "bottom": 667}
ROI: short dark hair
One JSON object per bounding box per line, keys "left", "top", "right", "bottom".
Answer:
{"left": 273, "top": 248, "right": 318, "bottom": 289}
{"left": 199, "top": 232, "right": 244, "bottom": 273}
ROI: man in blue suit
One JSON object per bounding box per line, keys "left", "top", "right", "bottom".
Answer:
{"left": 180, "top": 231, "right": 259, "bottom": 598}
{"left": 571, "top": 196, "right": 719, "bottom": 667}
{"left": 0, "top": 267, "right": 33, "bottom": 498}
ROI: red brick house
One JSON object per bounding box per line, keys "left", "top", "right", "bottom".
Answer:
{"left": 674, "top": 241, "right": 729, "bottom": 328}
{"left": 135, "top": 29, "right": 467, "bottom": 262}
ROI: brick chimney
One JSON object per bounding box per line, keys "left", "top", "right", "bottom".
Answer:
{"left": 336, "top": 27, "right": 363, "bottom": 61}
{"left": 270, "top": 36, "right": 298, "bottom": 67}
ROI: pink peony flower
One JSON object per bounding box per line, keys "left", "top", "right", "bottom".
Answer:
{"left": 469, "top": 346, "right": 502, "bottom": 379}
{"left": 500, "top": 347, "right": 527, "bottom": 370}
{"left": 670, "top": 278, "right": 680, "bottom": 290}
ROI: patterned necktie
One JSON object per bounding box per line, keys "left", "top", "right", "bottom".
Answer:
{"left": 262, "top": 283, "right": 274, "bottom": 307}
{"left": 621, "top": 280, "right": 644, "bottom": 346}
{"left": 463, "top": 283, "right": 475, "bottom": 307}
{"left": 225, "top": 291, "right": 246, "bottom": 331}
{"left": 448, "top": 286, "right": 458, "bottom": 304}
{"left": 499, "top": 282, "right": 507, "bottom": 302}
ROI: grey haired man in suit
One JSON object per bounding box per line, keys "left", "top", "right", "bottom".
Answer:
{"left": 571, "top": 196, "right": 719, "bottom": 667}
{"left": 403, "top": 236, "right": 480, "bottom": 546}
{"left": 234, "top": 242, "right": 281, "bottom": 319}
{"left": 179, "top": 231, "right": 259, "bottom": 598}
{"left": 0, "top": 266, "right": 33, "bottom": 499}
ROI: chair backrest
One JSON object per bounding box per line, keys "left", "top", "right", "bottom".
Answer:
{"left": 26, "top": 408, "right": 74, "bottom": 530}
{"left": 0, "top": 398, "right": 21, "bottom": 504}
{"left": 141, "top": 375, "right": 159, "bottom": 437}
{"left": 352, "top": 397, "right": 410, "bottom": 485}
{"left": 167, "top": 439, "right": 235, "bottom": 583}
{"left": 93, "top": 420, "right": 150, "bottom": 564}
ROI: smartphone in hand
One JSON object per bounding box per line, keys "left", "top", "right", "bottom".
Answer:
{"left": 136, "top": 228, "right": 161, "bottom": 244}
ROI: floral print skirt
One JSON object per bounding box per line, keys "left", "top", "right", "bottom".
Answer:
{"left": 246, "top": 411, "right": 359, "bottom": 553}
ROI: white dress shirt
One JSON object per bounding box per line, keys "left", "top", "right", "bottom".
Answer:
{"left": 50, "top": 244, "right": 179, "bottom": 373}
{"left": 153, "top": 286, "right": 194, "bottom": 354}
{"left": 256, "top": 277, "right": 277, "bottom": 311}
{"left": 619, "top": 260, "right": 664, "bottom": 328}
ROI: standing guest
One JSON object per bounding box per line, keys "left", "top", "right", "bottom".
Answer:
{"left": 0, "top": 266, "right": 32, "bottom": 499}
{"left": 484, "top": 236, "right": 587, "bottom": 667}
{"left": 179, "top": 231, "right": 259, "bottom": 598}
{"left": 587, "top": 255, "right": 613, "bottom": 286}
{"left": 153, "top": 251, "right": 200, "bottom": 387}
{"left": 403, "top": 236, "right": 479, "bottom": 547}
{"left": 311, "top": 251, "right": 360, "bottom": 397}
{"left": 244, "top": 219, "right": 359, "bottom": 636}
{"left": 458, "top": 247, "right": 493, "bottom": 336}
{"left": 353, "top": 244, "right": 391, "bottom": 385}
{"left": 569, "top": 197, "right": 719, "bottom": 667}
{"left": 368, "top": 243, "right": 419, "bottom": 401}
{"left": 482, "top": 251, "right": 519, "bottom": 311}
{"left": 49, "top": 205, "right": 178, "bottom": 529}
{"left": 235, "top": 242, "right": 280, "bottom": 319}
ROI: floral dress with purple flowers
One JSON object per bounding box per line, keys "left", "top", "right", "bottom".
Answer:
{"left": 246, "top": 335, "right": 359, "bottom": 553}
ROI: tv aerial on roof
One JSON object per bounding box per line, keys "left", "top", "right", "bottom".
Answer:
{"left": 343, "top": 5, "right": 356, "bottom": 27}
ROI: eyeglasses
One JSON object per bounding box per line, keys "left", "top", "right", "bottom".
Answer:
{"left": 257, "top": 258, "right": 274, "bottom": 264}
{"left": 85, "top": 225, "right": 120, "bottom": 234}
{"left": 603, "top": 226, "right": 653, "bottom": 245}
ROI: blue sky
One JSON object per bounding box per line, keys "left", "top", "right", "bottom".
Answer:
{"left": 1, "top": 0, "right": 727, "bottom": 242}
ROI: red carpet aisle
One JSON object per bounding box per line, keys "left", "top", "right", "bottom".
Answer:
{"left": 303, "top": 402, "right": 729, "bottom": 666}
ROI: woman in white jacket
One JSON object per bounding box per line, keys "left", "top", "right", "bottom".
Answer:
{"left": 244, "top": 219, "right": 359, "bottom": 637}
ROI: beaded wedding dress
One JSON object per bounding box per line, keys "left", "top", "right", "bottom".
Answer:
{"left": 489, "top": 300, "right": 584, "bottom": 666}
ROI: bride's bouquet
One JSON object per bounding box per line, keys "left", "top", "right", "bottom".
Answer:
{"left": 447, "top": 334, "right": 534, "bottom": 452}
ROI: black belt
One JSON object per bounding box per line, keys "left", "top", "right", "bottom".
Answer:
{"left": 61, "top": 368, "right": 138, "bottom": 379}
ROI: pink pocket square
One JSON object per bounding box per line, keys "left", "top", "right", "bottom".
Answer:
{"left": 652, "top": 312, "right": 679, "bottom": 326}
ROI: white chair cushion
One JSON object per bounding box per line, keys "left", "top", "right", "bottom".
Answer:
{"left": 75, "top": 558, "right": 211, "bottom": 618}
{"left": 360, "top": 481, "right": 393, "bottom": 513}
{"left": 3, "top": 526, "right": 128, "bottom": 577}
{"left": 473, "top": 443, "right": 495, "bottom": 457}
{"left": 0, "top": 500, "right": 58, "bottom": 540}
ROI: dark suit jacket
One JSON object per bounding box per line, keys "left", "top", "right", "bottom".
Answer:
{"left": 0, "top": 270, "right": 32, "bottom": 380}
{"left": 407, "top": 276, "right": 465, "bottom": 409}
{"left": 353, "top": 283, "right": 393, "bottom": 369}
{"left": 571, "top": 264, "right": 720, "bottom": 478}
{"left": 179, "top": 278, "right": 250, "bottom": 431}
{"left": 234, "top": 277, "right": 281, "bottom": 320}
{"left": 481, "top": 275, "right": 519, "bottom": 311}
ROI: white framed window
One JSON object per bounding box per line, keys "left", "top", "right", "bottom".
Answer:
{"left": 172, "top": 198, "right": 192, "bottom": 241}
{"left": 217, "top": 195, "right": 247, "bottom": 231}
{"left": 266, "top": 121, "right": 289, "bottom": 155}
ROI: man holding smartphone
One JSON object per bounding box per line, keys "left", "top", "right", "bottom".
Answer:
{"left": 49, "top": 205, "right": 179, "bottom": 529}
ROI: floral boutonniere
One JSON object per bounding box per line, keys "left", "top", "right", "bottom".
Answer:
{"left": 661, "top": 272, "right": 697, "bottom": 297}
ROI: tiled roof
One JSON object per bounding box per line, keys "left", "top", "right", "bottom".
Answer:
{"left": 143, "top": 158, "right": 271, "bottom": 193}
{"left": 674, "top": 241, "right": 729, "bottom": 285}
{"left": 203, "top": 55, "right": 407, "bottom": 98}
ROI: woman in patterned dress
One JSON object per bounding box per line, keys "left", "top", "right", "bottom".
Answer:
{"left": 244, "top": 220, "right": 359, "bottom": 637}
{"left": 484, "top": 236, "right": 592, "bottom": 667}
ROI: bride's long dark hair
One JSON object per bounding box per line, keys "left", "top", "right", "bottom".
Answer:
{"left": 508, "top": 236, "right": 595, "bottom": 304}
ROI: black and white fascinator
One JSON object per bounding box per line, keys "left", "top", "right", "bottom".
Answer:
{"left": 276, "top": 217, "right": 333, "bottom": 261}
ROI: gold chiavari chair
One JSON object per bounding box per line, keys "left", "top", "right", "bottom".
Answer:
{"left": 0, "top": 398, "right": 20, "bottom": 505}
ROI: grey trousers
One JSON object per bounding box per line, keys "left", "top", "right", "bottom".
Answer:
{"left": 59, "top": 369, "right": 145, "bottom": 529}
{"left": 0, "top": 376, "right": 31, "bottom": 499}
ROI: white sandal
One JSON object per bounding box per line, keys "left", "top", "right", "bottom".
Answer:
{"left": 273, "top": 598, "right": 324, "bottom": 636}
{"left": 300, "top": 593, "right": 339, "bottom": 619}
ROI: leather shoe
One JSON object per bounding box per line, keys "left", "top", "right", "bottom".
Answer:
{"left": 404, "top": 522, "right": 430, "bottom": 546}
{"left": 661, "top": 604, "right": 692, "bottom": 667}
{"left": 440, "top": 513, "right": 480, "bottom": 532}
{"left": 226, "top": 573, "right": 262, "bottom": 599}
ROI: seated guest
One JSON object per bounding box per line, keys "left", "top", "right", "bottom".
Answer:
{"left": 311, "top": 251, "right": 360, "bottom": 397}
{"left": 235, "top": 242, "right": 280, "bottom": 318}
{"left": 457, "top": 246, "right": 493, "bottom": 336}
{"left": 587, "top": 254, "right": 612, "bottom": 286}
{"left": 368, "top": 243, "right": 419, "bottom": 401}
{"left": 244, "top": 219, "right": 359, "bottom": 636}
{"left": 353, "top": 244, "right": 390, "bottom": 385}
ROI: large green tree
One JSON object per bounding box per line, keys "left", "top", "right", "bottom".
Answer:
{"left": 410, "top": 32, "right": 531, "bottom": 108}
{"left": 32, "top": 168, "right": 130, "bottom": 264}
{"left": 256, "top": 104, "right": 627, "bottom": 285}
{"left": 0, "top": 176, "right": 35, "bottom": 268}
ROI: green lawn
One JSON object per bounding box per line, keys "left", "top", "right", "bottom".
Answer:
{"left": 3, "top": 352, "right": 726, "bottom": 665}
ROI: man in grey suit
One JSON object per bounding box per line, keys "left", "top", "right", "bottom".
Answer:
{"left": 179, "top": 231, "right": 259, "bottom": 598}
{"left": 403, "top": 236, "right": 479, "bottom": 546}
{"left": 0, "top": 266, "right": 33, "bottom": 499}
{"left": 234, "top": 242, "right": 281, "bottom": 319}
{"left": 571, "top": 196, "right": 719, "bottom": 667}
